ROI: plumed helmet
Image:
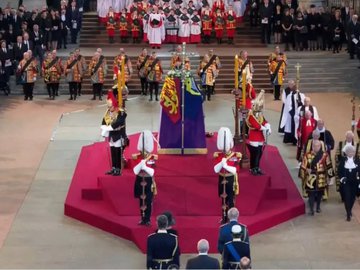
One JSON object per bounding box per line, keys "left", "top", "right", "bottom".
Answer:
{"left": 217, "top": 127, "right": 233, "bottom": 152}
{"left": 252, "top": 89, "right": 265, "bottom": 112}
{"left": 137, "top": 130, "right": 154, "bottom": 153}
{"left": 106, "top": 90, "right": 118, "bottom": 108}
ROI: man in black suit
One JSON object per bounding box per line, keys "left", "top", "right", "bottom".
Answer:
{"left": 23, "top": 32, "right": 33, "bottom": 52}
{"left": 0, "top": 40, "right": 13, "bottom": 94}
{"left": 11, "top": 9, "right": 23, "bottom": 38}
{"left": 259, "top": 0, "right": 274, "bottom": 44}
{"left": 222, "top": 225, "right": 251, "bottom": 269}
{"left": 31, "top": 24, "right": 45, "bottom": 64}
{"left": 217, "top": 207, "right": 249, "bottom": 254}
{"left": 186, "top": 239, "right": 220, "bottom": 269}
{"left": 13, "top": 35, "right": 26, "bottom": 65}
{"left": 147, "top": 215, "right": 180, "bottom": 269}
{"left": 347, "top": 14, "right": 360, "bottom": 59}
{"left": 67, "top": 1, "right": 80, "bottom": 44}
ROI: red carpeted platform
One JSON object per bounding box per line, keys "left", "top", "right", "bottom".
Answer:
{"left": 64, "top": 133, "right": 305, "bottom": 253}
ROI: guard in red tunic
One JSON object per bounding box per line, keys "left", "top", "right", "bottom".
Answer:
{"left": 119, "top": 10, "right": 129, "bottom": 43}
{"left": 213, "top": 8, "right": 224, "bottom": 44}
{"left": 131, "top": 10, "right": 141, "bottom": 43}
{"left": 246, "top": 90, "right": 271, "bottom": 175}
{"left": 214, "top": 127, "right": 241, "bottom": 224}
{"left": 132, "top": 130, "right": 157, "bottom": 226}
{"left": 106, "top": 13, "right": 116, "bottom": 43}
{"left": 201, "top": 6, "right": 213, "bottom": 43}
{"left": 225, "top": 6, "right": 236, "bottom": 44}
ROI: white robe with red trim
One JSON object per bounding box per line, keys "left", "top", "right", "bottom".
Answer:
{"left": 148, "top": 13, "right": 166, "bottom": 46}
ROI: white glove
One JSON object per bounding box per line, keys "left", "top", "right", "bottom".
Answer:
{"left": 340, "top": 177, "right": 346, "bottom": 184}
{"left": 265, "top": 123, "right": 271, "bottom": 135}
{"left": 358, "top": 184, "right": 360, "bottom": 189}
{"left": 221, "top": 158, "right": 227, "bottom": 167}
{"left": 260, "top": 125, "right": 266, "bottom": 131}
{"left": 101, "top": 125, "right": 113, "bottom": 132}
{"left": 142, "top": 163, "right": 155, "bottom": 177}
{"left": 223, "top": 164, "right": 237, "bottom": 175}
{"left": 133, "top": 159, "right": 146, "bottom": 175}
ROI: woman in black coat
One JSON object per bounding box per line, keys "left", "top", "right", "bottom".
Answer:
{"left": 329, "top": 9, "right": 344, "bottom": 53}
{"left": 281, "top": 8, "right": 293, "bottom": 51}
{"left": 338, "top": 144, "right": 360, "bottom": 221}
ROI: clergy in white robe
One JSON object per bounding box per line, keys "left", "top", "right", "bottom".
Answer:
{"left": 190, "top": 12, "right": 201, "bottom": 43}
{"left": 178, "top": 10, "right": 191, "bottom": 43}
{"left": 97, "top": 0, "right": 112, "bottom": 22}
{"left": 148, "top": 8, "right": 166, "bottom": 48}
{"left": 280, "top": 87, "right": 305, "bottom": 144}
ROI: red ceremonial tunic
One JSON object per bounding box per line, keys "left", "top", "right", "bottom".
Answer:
{"left": 201, "top": 10, "right": 213, "bottom": 36}
{"left": 214, "top": 152, "right": 240, "bottom": 176}
{"left": 106, "top": 17, "right": 116, "bottom": 37}
{"left": 213, "top": 15, "right": 224, "bottom": 38}
{"left": 119, "top": 15, "right": 128, "bottom": 37}
{"left": 225, "top": 11, "right": 236, "bottom": 38}
{"left": 247, "top": 112, "right": 268, "bottom": 143}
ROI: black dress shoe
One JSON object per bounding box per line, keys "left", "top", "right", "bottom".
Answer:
{"left": 256, "top": 168, "right": 265, "bottom": 175}
{"left": 91, "top": 97, "right": 96, "bottom": 100}
{"left": 69, "top": 97, "right": 73, "bottom": 100}
{"left": 112, "top": 168, "right": 121, "bottom": 176}
{"left": 316, "top": 208, "right": 321, "bottom": 213}
{"left": 346, "top": 216, "right": 351, "bottom": 221}
{"left": 105, "top": 168, "right": 115, "bottom": 175}
{"left": 309, "top": 211, "right": 314, "bottom": 216}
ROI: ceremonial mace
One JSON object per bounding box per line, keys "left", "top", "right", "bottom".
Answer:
{"left": 180, "top": 42, "right": 186, "bottom": 155}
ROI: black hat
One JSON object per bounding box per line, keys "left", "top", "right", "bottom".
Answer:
{"left": 163, "top": 0, "right": 171, "bottom": 2}
{"left": 180, "top": 14, "right": 189, "bottom": 21}
{"left": 174, "top": 0, "right": 183, "bottom": 4}
{"left": 167, "top": 14, "right": 176, "bottom": 22}
{"left": 152, "top": 18, "right": 160, "bottom": 25}
{"left": 162, "top": 211, "right": 175, "bottom": 226}
{"left": 191, "top": 15, "right": 200, "bottom": 22}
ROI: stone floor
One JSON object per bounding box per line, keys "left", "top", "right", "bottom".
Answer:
{"left": 0, "top": 92, "right": 359, "bottom": 269}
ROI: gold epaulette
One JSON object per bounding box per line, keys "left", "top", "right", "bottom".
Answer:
{"left": 213, "top": 152, "right": 221, "bottom": 158}
{"left": 235, "top": 152, "right": 242, "bottom": 159}
{"left": 132, "top": 153, "right": 141, "bottom": 160}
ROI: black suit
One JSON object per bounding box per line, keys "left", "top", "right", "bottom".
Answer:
{"left": 259, "top": 3, "right": 274, "bottom": 44}
{"left": 22, "top": 40, "right": 34, "bottom": 52}
{"left": 67, "top": 8, "right": 80, "bottom": 43}
{"left": 0, "top": 48, "right": 13, "bottom": 83}
{"left": 186, "top": 254, "right": 220, "bottom": 269}
{"left": 31, "top": 31, "right": 45, "bottom": 63}
{"left": 13, "top": 43, "right": 26, "bottom": 62}
{"left": 347, "top": 21, "right": 360, "bottom": 58}
{"left": 338, "top": 157, "right": 360, "bottom": 220}
{"left": 222, "top": 240, "right": 251, "bottom": 269}
{"left": 147, "top": 231, "right": 180, "bottom": 269}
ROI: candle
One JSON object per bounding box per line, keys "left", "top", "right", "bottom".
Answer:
{"left": 242, "top": 69, "right": 246, "bottom": 107}
{"left": 234, "top": 55, "right": 239, "bottom": 90}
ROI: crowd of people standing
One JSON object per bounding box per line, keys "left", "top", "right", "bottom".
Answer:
{"left": 0, "top": 0, "right": 83, "bottom": 95}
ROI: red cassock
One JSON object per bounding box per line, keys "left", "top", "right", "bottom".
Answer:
{"left": 247, "top": 113, "right": 268, "bottom": 143}
{"left": 299, "top": 118, "right": 317, "bottom": 145}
